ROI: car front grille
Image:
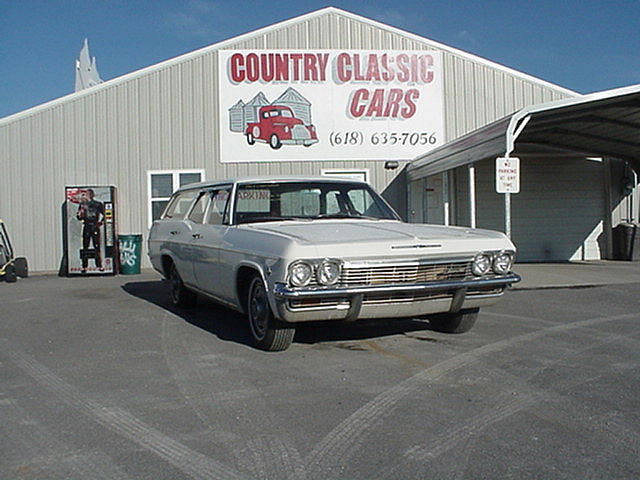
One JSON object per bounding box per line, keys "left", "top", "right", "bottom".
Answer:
{"left": 292, "top": 125, "right": 311, "bottom": 140}
{"left": 339, "top": 261, "right": 471, "bottom": 287}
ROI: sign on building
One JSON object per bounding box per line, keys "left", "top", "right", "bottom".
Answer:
{"left": 496, "top": 157, "right": 520, "bottom": 194}
{"left": 218, "top": 50, "right": 444, "bottom": 162}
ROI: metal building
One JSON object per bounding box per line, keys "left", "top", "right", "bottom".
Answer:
{"left": 1, "top": 7, "right": 635, "bottom": 273}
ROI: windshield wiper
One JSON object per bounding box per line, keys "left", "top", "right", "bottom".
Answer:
{"left": 316, "top": 213, "right": 382, "bottom": 220}
{"left": 239, "top": 216, "right": 309, "bottom": 224}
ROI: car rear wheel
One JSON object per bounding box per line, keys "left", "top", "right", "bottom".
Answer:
{"left": 169, "top": 263, "right": 197, "bottom": 308}
{"left": 247, "top": 274, "right": 294, "bottom": 351}
{"left": 246, "top": 132, "right": 255, "bottom": 145}
{"left": 428, "top": 308, "right": 479, "bottom": 334}
{"left": 4, "top": 264, "right": 17, "bottom": 283}
{"left": 269, "top": 134, "right": 282, "bottom": 150}
{"left": 14, "top": 257, "right": 28, "bottom": 278}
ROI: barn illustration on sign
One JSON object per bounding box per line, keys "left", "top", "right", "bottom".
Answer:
{"left": 228, "top": 87, "right": 319, "bottom": 149}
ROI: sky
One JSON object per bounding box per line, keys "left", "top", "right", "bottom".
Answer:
{"left": 1, "top": 0, "right": 639, "bottom": 119}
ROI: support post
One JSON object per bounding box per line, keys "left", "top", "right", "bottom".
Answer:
{"left": 505, "top": 193, "right": 511, "bottom": 238}
{"left": 469, "top": 164, "right": 476, "bottom": 228}
{"left": 443, "top": 171, "right": 450, "bottom": 226}
{"left": 603, "top": 159, "right": 614, "bottom": 259}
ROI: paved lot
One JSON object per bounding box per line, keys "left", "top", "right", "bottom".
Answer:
{"left": 1, "top": 272, "right": 639, "bottom": 480}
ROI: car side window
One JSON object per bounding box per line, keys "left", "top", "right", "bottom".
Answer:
{"left": 206, "top": 188, "right": 231, "bottom": 225}
{"left": 162, "top": 190, "right": 198, "bottom": 220}
{"left": 188, "top": 192, "right": 210, "bottom": 224}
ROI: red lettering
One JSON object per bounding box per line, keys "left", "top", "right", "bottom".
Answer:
{"left": 353, "top": 54, "right": 365, "bottom": 81}
{"left": 303, "top": 54, "right": 317, "bottom": 81}
{"left": 419, "top": 55, "right": 434, "bottom": 83}
{"left": 380, "top": 54, "right": 394, "bottom": 82}
{"left": 383, "top": 89, "right": 403, "bottom": 117}
{"left": 401, "top": 89, "right": 419, "bottom": 118}
{"left": 290, "top": 53, "right": 303, "bottom": 81}
{"left": 337, "top": 53, "right": 351, "bottom": 83}
{"left": 246, "top": 53, "right": 259, "bottom": 82}
{"left": 260, "top": 53, "right": 274, "bottom": 82}
{"left": 230, "top": 53, "right": 244, "bottom": 83}
{"left": 275, "top": 53, "right": 289, "bottom": 81}
{"left": 396, "top": 54, "right": 409, "bottom": 82}
{"left": 410, "top": 54, "right": 418, "bottom": 83}
{"left": 317, "top": 53, "right": 329, "bottom": 81}
{"left": 365, "top": 54, "right": 381, "bottom": 81}
{"left": 349, "top": 89, "right": 368, "bottom": 117}
{"left": 365, "top": 89, "right": 385, "bottom": 117}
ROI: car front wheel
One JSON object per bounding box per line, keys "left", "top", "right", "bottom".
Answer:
{"left": 169, "top": 263, "right": 197, "bottom": 308}
{"left": 247, "top": 274, "right": 294, "bottom": 351}
{"left": 428, "top": 308, "right": 479, "bottom": 334}
{"left": 269, "top": 134, "right": 282, "bottom": 150}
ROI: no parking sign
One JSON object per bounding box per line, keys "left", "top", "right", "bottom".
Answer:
{"left": 496, "top": 157, "right": 520, "bottom": 194}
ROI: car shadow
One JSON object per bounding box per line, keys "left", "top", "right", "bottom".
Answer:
{"left": 121, "top": 279, "right": 436, "bottom": 348}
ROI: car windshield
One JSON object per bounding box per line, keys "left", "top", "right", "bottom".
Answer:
{"left": 234, "top": 182, "right": 399, "bottom": 224}
{"left": 269, "top": 109, "right": 293, "bottom": 118}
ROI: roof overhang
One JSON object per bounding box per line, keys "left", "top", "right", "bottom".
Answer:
{"left": 408, "top": 83, "right": 640, "bottom": 180}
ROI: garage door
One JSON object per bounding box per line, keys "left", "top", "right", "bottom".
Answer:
{"left": 472, "top": 157, "right": 606, "bottom": 262}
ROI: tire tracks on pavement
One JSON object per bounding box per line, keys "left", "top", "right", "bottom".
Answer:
{"left": 304, "top": 312, "right": 639, "bottom": 479}
{"left": 0, "top": 340, "right": 252, "bottom": 480}
{"left": 160, "top": 315, "right": 307, "bottom": 480}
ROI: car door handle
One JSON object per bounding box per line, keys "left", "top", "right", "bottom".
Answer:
{"left": 192, "top": 233, "right": 203, "bottom": 239}
{"left": 170, "top": 230, "right": 180, "bottom": 235}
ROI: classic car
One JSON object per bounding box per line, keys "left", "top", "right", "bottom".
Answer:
{"left": 245, "top": 105, "right": 318, "bottom": 149}
{"left": 148, "top": 177, "right": 520, "bottom": 351}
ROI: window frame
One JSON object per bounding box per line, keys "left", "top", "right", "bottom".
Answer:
{"left": 147, "top": 169, "right": 204, "bottom": 227}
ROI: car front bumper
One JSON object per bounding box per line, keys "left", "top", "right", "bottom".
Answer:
{"left": 281, "top": 138, "right": 319, "bottom": 146}
{"left": 272, "top": 273, "right": 521, "bottom": 322}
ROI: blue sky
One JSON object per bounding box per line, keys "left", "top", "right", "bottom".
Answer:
{"left": 1, "top": 0, "right": 639, "bottom": 118}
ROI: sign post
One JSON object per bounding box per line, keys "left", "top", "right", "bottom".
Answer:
{"left": 496, "top": 157, "right": 520, "bottom": 238}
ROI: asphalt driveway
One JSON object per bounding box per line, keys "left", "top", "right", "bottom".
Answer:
{"left": 1, "top": 272, "right": 639, "bottom": 479}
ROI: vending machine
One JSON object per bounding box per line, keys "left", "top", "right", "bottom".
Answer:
{"left": 64, "top": 186, "right": 117, "bottom": 276}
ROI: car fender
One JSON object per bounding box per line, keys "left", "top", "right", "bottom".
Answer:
{"left": 235, "top": 259, "right": 282, "bottom": 316}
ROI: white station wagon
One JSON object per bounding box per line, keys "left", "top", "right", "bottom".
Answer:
{"left": 148, "top": 177, "right": 520, "bottom": 351}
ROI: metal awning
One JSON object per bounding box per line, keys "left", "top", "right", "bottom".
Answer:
{"left": 408, "top": 83, "right": 640, "bottom": 180}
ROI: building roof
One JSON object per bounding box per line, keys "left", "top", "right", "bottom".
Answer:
{"left": 1, "top": 7, "right": 577, "bottom": 127}
{"left": 408, "top": 83, "right": 640, "bottom": 179}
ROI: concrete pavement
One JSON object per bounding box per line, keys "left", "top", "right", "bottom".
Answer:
{"left": 513, "top": 260, "right": 640, "bottom": 289}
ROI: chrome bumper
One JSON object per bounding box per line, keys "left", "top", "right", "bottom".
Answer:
{"left": 272, "top": 273, "right": 521, "bottom": 322}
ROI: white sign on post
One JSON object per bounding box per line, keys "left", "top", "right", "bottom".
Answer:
{"left": 496, "top": 157, "right": 520, "bottom": 194}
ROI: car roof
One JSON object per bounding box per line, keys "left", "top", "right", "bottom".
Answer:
{"left": 175, "top": 176, "right": 367, "bottom": 193}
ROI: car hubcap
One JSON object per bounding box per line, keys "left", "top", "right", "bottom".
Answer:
{"left": 250, "top": 282, "right": 268, "bottom": 339}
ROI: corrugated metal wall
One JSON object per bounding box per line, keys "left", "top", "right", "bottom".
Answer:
{"left": 0, "top": 10, "right": 572, "bottom": 272}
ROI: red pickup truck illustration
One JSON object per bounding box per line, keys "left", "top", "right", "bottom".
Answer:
{"left": 245, "top": 105, "right": 318, "bottom": 149}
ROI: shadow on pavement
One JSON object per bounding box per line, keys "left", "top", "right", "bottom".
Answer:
{"left": 122, "top": 279, "right": 435, "bottom": 348}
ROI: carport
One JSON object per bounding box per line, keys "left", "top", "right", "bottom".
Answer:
{"left": 407, "top": 84, "right": 640, "bottom": 261}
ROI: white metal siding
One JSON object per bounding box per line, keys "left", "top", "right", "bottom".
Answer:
{"left": 0, "top": 10, "right": 573, "bottom": 271}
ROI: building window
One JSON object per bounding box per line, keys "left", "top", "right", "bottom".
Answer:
{"left": 147, "top": 170, "right": 204, "bottom": 226}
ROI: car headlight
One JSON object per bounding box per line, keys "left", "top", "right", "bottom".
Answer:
{"left": 492, "top": 252, "right": 513, "bottom": 274}
{"left": 472, "top": 253, "right": 492, "bottom": 276}
{"left": 317, "top": 260, "right": 341, "bottom": 286}
{"left": 284, "top": 126, "right": 290, "bottom": 133}
{"left": 289, "top": 261, "right": 313, "bottom": 287}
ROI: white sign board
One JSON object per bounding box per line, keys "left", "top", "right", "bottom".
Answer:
{"left": 218, "top": 50, "right": 444, "bottom": 162}
{"left": 496, "top": 157, "right": 520, "bottom": 194}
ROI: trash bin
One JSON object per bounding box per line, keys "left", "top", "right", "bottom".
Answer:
{"left": 119, "top": 234, "right": 142, "bottom": 274}
{"left": 612, "top": 223, "right": 640, "bottom": 261}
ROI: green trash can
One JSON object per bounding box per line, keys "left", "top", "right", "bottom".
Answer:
{"left": 119, "top": 234, "right": 142, "bottom": 274}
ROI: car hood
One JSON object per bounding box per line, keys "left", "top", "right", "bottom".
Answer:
{"left": 245, "top": 220, "right": 513, "bottom": 258}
